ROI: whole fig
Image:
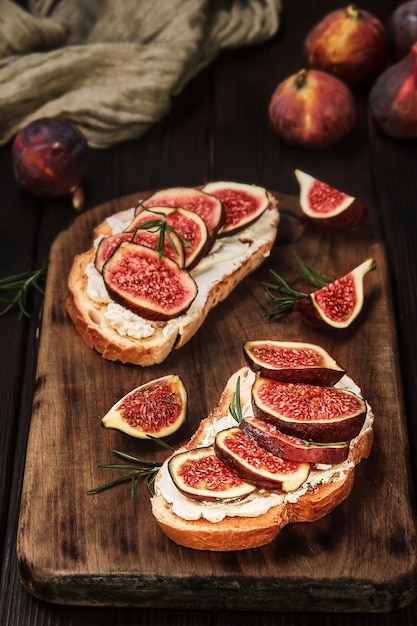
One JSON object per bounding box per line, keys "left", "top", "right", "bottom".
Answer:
{"left": 12, "top": 117, "right": 89, "bottom": 210}
{"left": 370, "top": 42, "right": 417, "bottom": 138}
{"left": 387, "top": 0, "right": 417, "bottom": 59}
{"left": 268, "top": 68, "right": 356, "bottom": 149}
{"left": 305, "top": 4, "right": 390, "bottom": 90}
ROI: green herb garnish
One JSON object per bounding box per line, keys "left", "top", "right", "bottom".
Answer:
{"left": 263, "top": 253, "right": 332, "bottom": 319}
{"left": 88, "top": 439, "right": 174, "bottom": 499}
{"left": 134, "top": 209, "right": 191, "bottom": 260}
{"left": 0, "top": 260, "right": 47, "bottom": 319}
{"left": 229, "top": 376, "right": 243, "bottom": 424}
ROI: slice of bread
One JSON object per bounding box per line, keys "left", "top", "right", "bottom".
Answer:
{"left": 65, "top": 189, "right": 279, "bottom": 366}
{"left": 151, "top": 366, "right": 374, "bottom": 551}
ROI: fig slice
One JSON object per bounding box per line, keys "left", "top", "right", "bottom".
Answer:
{"left": 168, "top": 446, "right": 256, "bottom": 503}
{"left": 202, "top": 181, "right": 272, "bottom": 237}
{"left": 128, "top": 206, "right": 209, "bottom": 269}
{"left": 94, "top": 229, "right": 185, "bottom": 273}
{"left": 252, "top": 377, "right": 367, "bottom": 444}
{"left": 141, "top": 186, "right": 225, "bottom": 241}
{"left": 102, "top": 241, "right": 198, "bottom": 321}
{"left": 240, "top": 417, "right": 349, "bottom": 465}
{"left": 214, "top": 427, "right": 310, "bottom": 493}
{"left": 101, "top": 374, "right": 187, "bottom": 439}
{"left": 295, "top": 169, "right": 366, "bottom": 229}
{"left": 243, "top": 340, "right": 345, "bottom": 386}
{"left": 294, "top": 258, "right": 376, "bottom": 329}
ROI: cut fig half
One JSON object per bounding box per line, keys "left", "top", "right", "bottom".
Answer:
{"left": 141, "top": 186, "right": 225, "bottom": 241}
{"left": 243, "top": 340, "right": 345, "bottom": 386}
{"left": 95, "top": 228, "right": 185, "bottom": 273}
{"left": 101, "top": 374, "right": 187, "bottom": 439}
{"left": 240, "top": 417, "right": 350, "bottom": 465}
{"left": 295, "top": 169, "right": 366, "bottom": 229}
{"left": 128, "top": 206, "right": 209, "bottom": 269}
{"left": 203, "top": 181, "right": 273, "bottom": 237}
{"left": 168, "top": 446, "right": 256, "bottom": 502}
{"left": 252, "top": 377, "right": 367, "bottom": 443}
{"left": 214, "top": 427, "right": 310, "bottom": 493}
{"left": 294, "top": 258, "right": 376, "bottom": 329}
{"left": 102, "top": 242, "right": 198, "bottom": 321}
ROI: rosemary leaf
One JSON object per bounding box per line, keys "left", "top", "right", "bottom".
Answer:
{"left": 229, "top": 376, "right": 243, "bottom": 424}
{"left": 294, "top": 252, "right": 332, "bottom": 288}
{"left": 0, "top": 261, "right": 47, "bottom": 319}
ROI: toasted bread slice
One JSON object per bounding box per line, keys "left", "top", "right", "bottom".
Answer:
{"left": 151, "top": 367, "right": 374, "bottom": 551}
{"left": 65, "top": 189, "right": 279, "bottom": 366}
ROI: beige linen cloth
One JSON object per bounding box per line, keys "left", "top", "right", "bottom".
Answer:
{"left": 0, "top": 0, "right": 281, "bottom": 148}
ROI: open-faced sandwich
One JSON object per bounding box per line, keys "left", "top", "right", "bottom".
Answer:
{"left": 66, "top": 182, "right": 279, "bottom": 366}
{"left": 151, "top": 341, "right": 374, "bottom": 551}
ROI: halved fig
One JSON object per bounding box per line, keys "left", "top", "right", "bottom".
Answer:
{"left": 203, "top": 181, "right": 272, "bottom": 237}
{"left": 101, "top": 374, "right": 187, "bottom": 439}
{"left": 294, "top": 258, "right": 376, "bottom": 330}
{"left": 214, "top": 427, "right": 310, "bottom": 492}
{"left": 141, "top": 186, "right": 225, "bottom": 241}
{"left": 243, "top": 340, "right": 345, "bottom": 386}
{"left": 95, "top": 229, "right": 185, "bottom": 273}
{"left": 295, "top": 169, "right": 366, "bottom": 229}
{"left": 168, "top": 446, "right": 256, "bottom": 502}
{"left": 102, "top": 242, "right": 198, "bottom": 321}
{"left": 252, "top": 378, "right": 367, "bottom": 443}
{"left": 128, "top": 206, "right": 208, "bottom": 269}
{"left": 240, "top": 417, "right": 349, "bottom": 465}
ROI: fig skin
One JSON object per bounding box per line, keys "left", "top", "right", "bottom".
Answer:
{"left": 304, "top": 4, "right": 391, "bottom": 90}
{"left": 12, "top": 117, "right": 89, "bottom": 210}
{"left": 387, "top": 1, "right": 417, "bottom": 60}
{"left": 268, "top": 68, "right": 355, "bottom": 149}
{"left": 370, "top": 42, "right": 417, "bottom": 138}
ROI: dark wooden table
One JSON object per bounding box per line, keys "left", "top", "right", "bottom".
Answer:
{"left": 2, "top": 0, "right": 417, "bottom": 623}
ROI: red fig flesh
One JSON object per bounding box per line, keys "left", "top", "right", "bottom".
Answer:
{"left": 12, "top": 117, "right": 89, "bottom": 210}
{"left": 370, "top": 42, "right": 417, "bottom": 138}
{"left": 214, "top": 427, "right": 310, "bottom": 492}
{"left": 102, "top": 242, "right": 197, "bottom": 321}
{"left": 168, "top": 446, "right": 256, "bottom": 503}
{"left": 295, "top": 169, "right": 366, "bottom": 229}
{"left": 304, "top": 4, "right": 390, "bottom": 89}
{"left": 268, "top": 69, "right": 355, "bottom": 149}
{"left": 202, "top": 181, "right": 272, "bottom": 237}
{"left": 251, "top": 378, "right": 367, "bottom": 444}
{"left": 102, "top": 374, "right": 187, "bottom": 439}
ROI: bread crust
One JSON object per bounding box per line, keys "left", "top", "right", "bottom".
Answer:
{"left": 65, "top": 195, "right": 279, "bottom": 366}
{"left": 151, "top": 366, "right": 373, "bottom": 551}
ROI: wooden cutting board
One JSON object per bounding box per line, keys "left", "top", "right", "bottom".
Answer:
{"left": 17, "top": 191, "right": 417, "bottom": 611}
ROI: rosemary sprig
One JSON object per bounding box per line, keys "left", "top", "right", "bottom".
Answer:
{"left": 229, "top": 376, "right": 243, "bottom": 424}
{"left": 88, "top": 440, "right": 174, "bottom": 499}
{"left": 134, "top": 209, "right": 191, "bottom": 260}
{"left": 263, "top": 253, "right": 333, "bottom": 319}
{"left": 0, "top": 260, "right": 47, "bottom": 319}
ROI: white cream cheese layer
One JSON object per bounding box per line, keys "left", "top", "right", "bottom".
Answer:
{"left": 86, "top": 205, "right": 278, "bottom": 340}
{"left": 156, "top": 374, "right": 372, "bottom": 523}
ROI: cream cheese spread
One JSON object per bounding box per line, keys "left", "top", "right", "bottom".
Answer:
{"left": 156, "top": 373, "right": 372, "bottom": 523}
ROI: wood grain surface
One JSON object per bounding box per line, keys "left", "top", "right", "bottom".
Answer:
{"left": 16, "top": 191, "right": 417, "bottom": 612}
